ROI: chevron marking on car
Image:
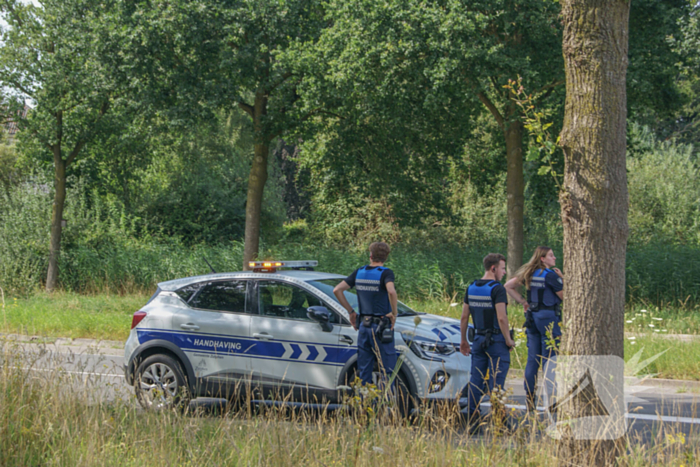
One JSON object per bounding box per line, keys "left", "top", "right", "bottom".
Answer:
{"left": 281, "top": 343, "right": 294, "bottom": 359}
{"left": 306, "top": 345, "right": 319, "bottom": 361}
{"left": 431, "top": 328, "right": 449, "bottom": 340}
{"left": 290, "top": 344, "right": 302, "bottom": 359}
{"left": 314, "top": 346, "right": 327, "bottom": 362}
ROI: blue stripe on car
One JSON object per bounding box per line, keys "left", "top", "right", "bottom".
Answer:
{"left": 136, "top": 329, "right": 355, "bottom": 366}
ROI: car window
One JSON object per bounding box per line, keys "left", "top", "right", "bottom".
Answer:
{"left": 189, "top": 281, "right": 247, "bottom": 313}
{"left": 258, "top": 281, "right": 340, "bottom": 323}
{"left": 308, "top": 279, "right": 421, "bottom": 316}
{"left": 175, "top": 283, "right": 200, "bottom": 303}
{"left": 307, "top": 279, "right": 359, "bottom": 312}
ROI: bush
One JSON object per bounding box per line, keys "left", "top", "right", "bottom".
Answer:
{"left": 627, "top": 123, "right": 700, "bottom": 245}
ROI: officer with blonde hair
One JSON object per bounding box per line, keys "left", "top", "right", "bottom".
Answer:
{"left": 505, "top": 246, "right": 563, "bottom": 411}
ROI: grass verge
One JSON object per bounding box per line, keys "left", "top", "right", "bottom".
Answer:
{"left": 0, "top": 292, "right": 149, "bottom": 341}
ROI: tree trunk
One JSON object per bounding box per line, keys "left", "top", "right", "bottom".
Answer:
{"left": 504, "top": 119, "right": 524, "bottom": 280}
{"left": 558, "top": 0, "right": 630, "bottom": 463}
{"left": 243, "top": 93, "right": 270, "bottom": 270}
{"left": 46, "top": 151, "right": 67, "bottom": 292}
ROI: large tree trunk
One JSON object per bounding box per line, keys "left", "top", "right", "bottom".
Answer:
{"left": 504, "top": 119, "right": 524, "bottom": 280}
{"left": 46, "top": 151, "right": 67, "bottom": 292}
{"left": 558, "top": 0, "right": 630, "bottom": 463}
{"left": 243, "top": 93, "right": 270, "bottom": 269}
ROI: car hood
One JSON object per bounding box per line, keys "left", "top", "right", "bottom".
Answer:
{"left": 394, "top": 313, "right": 465, "bottom": 344}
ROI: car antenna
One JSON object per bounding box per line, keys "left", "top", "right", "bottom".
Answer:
{"left": 204, "top": 257, "right": 217, "bottom": 274}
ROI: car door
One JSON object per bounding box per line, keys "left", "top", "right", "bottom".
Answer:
{"left": 248, "top": 280, "right": 346, "bottom": 401}
{"left": 171, "top": 280, "right": 254, "bottom": 397}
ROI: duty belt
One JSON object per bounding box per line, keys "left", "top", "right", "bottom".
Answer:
{"left": 361, "top": 315, "right": 385, "bottom": 326}
{"left": 475, "top": 328, "right": 501, "bottom": 336}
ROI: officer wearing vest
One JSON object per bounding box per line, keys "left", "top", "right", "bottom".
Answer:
{"left": 333, "top": 242, "right": 398, "bottom": 386}
{"left": 459, "top": 253, "right": 515, "bottom": 419}
{"left": 505, "top": 246, "right": 564, "bottom": 411}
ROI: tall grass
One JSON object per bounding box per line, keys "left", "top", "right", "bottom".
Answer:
{"left": 1, "top": 339, "right": 698, "bottom": 466}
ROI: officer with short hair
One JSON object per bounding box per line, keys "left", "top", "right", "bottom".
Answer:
{"left": 334, "top": 242, "right": 398, "bottom": 386}
{"left": 505, "top": 246, "right": 564, "bottom": 411}
{"left": 459, "top": 253, "right": 515, "bottom": 419}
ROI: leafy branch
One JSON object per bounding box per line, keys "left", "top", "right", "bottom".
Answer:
{"left": 504, "top": 76, "right": 563, "bottom": 190}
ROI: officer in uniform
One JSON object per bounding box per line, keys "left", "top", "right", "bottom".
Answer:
{"left": 459, "top": 253, "right": 515, "bottom": 419}
{"left": 505, "top": 246, "right": 563, "bottom": 411}
{"left": 333, "top": 242, "right": 398, "bottom": 386}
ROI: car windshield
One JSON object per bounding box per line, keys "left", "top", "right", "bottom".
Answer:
{"left": 307, "top": 279, "right": 421, "bottom": 316}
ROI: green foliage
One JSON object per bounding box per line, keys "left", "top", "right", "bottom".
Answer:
{"left": 0, "top": 178, "right": 52, "bottom": 294}
{"left": 0, "top": 142, "right": 20, "bottom": 193}
{"left": 627, "top": 123, "right": 700, "bottom": 245}
{"left": 627, "top": 0, "right": 689, "bottom": 123}
{"left": 131, "top": 110, "right": 286, "bottom": 245}
{"left": 1, "top": 0, "right": 124, "bottom": 163}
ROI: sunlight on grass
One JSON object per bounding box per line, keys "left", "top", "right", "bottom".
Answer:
{"left": 0, "top": 292, "right": 149, "bottom": 341}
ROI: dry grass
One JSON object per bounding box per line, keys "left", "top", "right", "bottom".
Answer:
{"left": 1, "top": 339, "right": 699, "bottom": 466}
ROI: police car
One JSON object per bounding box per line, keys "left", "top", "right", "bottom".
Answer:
{"left": 124, "top": 261, "right": 472, "bottom": 412}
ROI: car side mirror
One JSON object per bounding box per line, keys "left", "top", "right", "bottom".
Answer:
{"left": 307, "top": 306, "right": 333, "bottom": 332}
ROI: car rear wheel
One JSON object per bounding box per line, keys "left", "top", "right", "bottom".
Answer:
{"left": 135, "top": 354, "right": 190, "bottom": 411}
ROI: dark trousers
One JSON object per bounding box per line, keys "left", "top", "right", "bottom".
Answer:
{"left": 524, "top": 309, "right": 561, "bottom": 402}
{"left": 463, "top": 332, "right": 510, "bottom": 414}
{"left": 357, "top": 321, "right": 397, "bottom": 386}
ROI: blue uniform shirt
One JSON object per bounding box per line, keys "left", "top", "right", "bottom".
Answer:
{"left": 345, "top": 266, "right": 395, "bottom": 316}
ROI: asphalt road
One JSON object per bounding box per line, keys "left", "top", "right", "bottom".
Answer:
{"left": 5, "top": 339, "right": 700, "bottom": 445}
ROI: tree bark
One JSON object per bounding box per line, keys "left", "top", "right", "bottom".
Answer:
{"left": 46, "top": 148, "right": 67, "bottom": 292}
{"left": 243, "top": 92, "right": 270, "bottom": 269}
{"left": 504, "top": 119, "right": 524, "bottom": 280}
{"left": 558, "top": 0, "right": 630, "bottom": 463}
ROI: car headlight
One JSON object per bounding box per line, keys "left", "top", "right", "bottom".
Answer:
{"left": 401, "top": 332, "right": 456, "bottom": 361}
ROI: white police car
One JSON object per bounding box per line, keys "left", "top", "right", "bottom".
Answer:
{"left": 124, "top": 261, "right": 472, "bottom": 412}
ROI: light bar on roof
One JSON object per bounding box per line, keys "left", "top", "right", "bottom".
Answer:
{"left": 248, "top": 260, "right": 318, "bottom": 269}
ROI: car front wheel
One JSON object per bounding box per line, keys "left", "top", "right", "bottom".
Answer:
{"left": 134, "top": 354, "right": 190, "bottom": 411}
